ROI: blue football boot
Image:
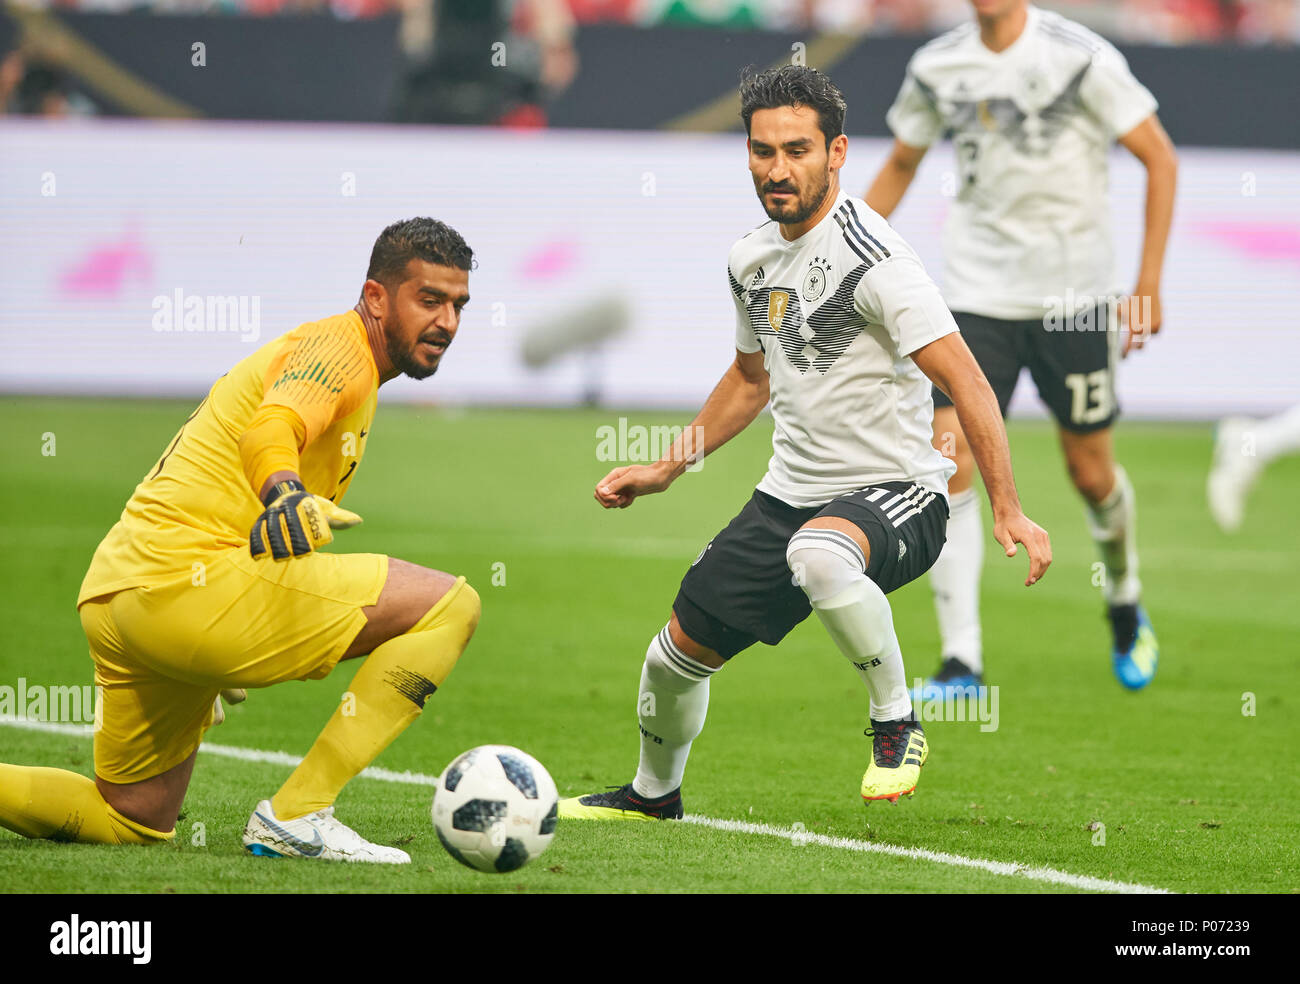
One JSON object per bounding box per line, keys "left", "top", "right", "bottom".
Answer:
{"left": 1110, "top": 604, "right": 1158, "bottom": 690}
{"left": 909, "top": 657, "right": 985, "bottom": 702}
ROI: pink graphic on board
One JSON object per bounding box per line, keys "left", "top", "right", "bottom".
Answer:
{"left": 1192, "top": 222, "right": 1300, "bottom": 267}
{"left": 59, "top": 227, "right": 152, "bottom": 298}
{"left": 518, "top": 240, "right": 579, "bottom": 282}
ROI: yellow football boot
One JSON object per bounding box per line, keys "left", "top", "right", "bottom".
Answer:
{"left": 861, "top": 718, "right": 928, "bottom": 804}
{"left": 558, "top": 784, "right": 682, "bottom": 821}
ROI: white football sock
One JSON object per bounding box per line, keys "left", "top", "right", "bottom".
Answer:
{"left": 1252, "top": 404, "right": 1300, "bottom": 464}
{"left": 1085, "top": 463, "right": 1141, "bottom": 606}
{"left": 632, "top": 626, "right": 715, "bottom": 799}
{"left": 786, "top": 529, "right": 911, "bottom": 721}
{"left": 927, "top": 488, "right": 983, "bottom": 673}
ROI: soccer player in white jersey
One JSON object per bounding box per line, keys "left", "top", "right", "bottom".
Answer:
{"left": 865, "top": 0, "right": 1178, "bottom": 693}
{"left": 1208, "top": 404, "right": 1300, "bottom": 532}
{"left": 559, "top": 66, "right": 1051, "bottom": 821}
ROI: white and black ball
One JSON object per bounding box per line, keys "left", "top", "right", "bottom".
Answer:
{"left": 431, "top": 745, "right": 558, "bottom": 873}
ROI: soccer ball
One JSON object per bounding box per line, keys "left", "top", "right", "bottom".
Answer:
{"left": 431, "top": 745, "right": 558, "bottom": 873}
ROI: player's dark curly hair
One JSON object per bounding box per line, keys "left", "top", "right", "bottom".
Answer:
{"left": 739, "top": 65, "right": 847, "bottom": 149}
{"left": 366, "top": 217, "right": 475, "bottom": 287}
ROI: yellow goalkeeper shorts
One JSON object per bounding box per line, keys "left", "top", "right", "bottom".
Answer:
{"left": 79, "top": 547, "right": 388, "bottom": 784}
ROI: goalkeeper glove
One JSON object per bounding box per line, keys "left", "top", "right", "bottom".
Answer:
{"left": 249, "top": 479, "right": 362, "bottom": 561}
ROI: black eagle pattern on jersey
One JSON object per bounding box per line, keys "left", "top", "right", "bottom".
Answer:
{"left": 728, "top": 267, "right": 745, "bottom": 299}
{"left": 922, "top": 61, "right": 1091, "bottom": 157}
{"left": 745, "top": 265, "right": 870, "bottom": 375}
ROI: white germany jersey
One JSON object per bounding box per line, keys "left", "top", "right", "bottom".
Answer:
{"left": 886, "top": 5, "right": 1158, "bottom": 320}
{"left": 730, "top": 189, "right": 959, "bottom": 508}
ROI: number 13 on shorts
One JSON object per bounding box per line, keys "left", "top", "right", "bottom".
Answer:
{"left": 1065, "top": 370, "right": 1113, "bottom": 426}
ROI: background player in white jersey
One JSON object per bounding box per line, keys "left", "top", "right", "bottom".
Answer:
{"left": 1208, "top": 404, "right": 1300, "bottom": 533}
{"left": 866, "top": 0, "right": 1178, "bottom": 692}
{"left": 560, "top": 66, "right": 1050, "bottom": 821}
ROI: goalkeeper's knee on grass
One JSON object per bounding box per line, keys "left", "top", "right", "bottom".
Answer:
{"left": 0, "top": 764, "right": 174, "bottom": 845}
{"left": 272, "top": 577, "right": 481, "bottom": 820}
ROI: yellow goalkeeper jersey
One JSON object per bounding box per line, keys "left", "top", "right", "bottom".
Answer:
{"left": 78, "top": 310, "right": 379, "bottom": 606}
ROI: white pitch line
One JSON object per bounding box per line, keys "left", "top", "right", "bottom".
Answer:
{"left": 0, "top": 717, "right": 440, "bottom": 786}
{"left": 2, "top": 716, "right": 1170, "bottom": 893}
{"left": 681, "top": 815, "right": 1170, "bottom": 894}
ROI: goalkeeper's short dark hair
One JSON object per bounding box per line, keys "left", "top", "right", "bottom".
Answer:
{"left": 739, "top": 65, "right": 847, "bottom": 149}
{"left": 367, "top": 217, "right": 475, "bottom": 288}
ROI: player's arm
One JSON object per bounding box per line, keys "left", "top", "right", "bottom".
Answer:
{"left": 1117, "top": 113, "right": 1177, "bottom": 354}
{"left": 1078, "top": 41, "right": 1175, "bottom": 355}
{"left": 864, "top": 139, "right": 928, "bottom": 219}
{"left": 594, "top": 349, "right": 769, "bottom": 509}
{"left": 868, "top": 60, "right": 941, "bottom": 218}
{"left": 238, "top": 326, "right": 374, "bottom": 559}
{"left": 238, "top": 404, "right": 363, "bottom": 561}
{"left": 239, "top": 404, "right": 307, "bottom": 501}
{"left": 911, "top": 333, "right": 1051, "bottom": 585}
{"left": 857, "top": 246, "right": 1049, "bottom": 585}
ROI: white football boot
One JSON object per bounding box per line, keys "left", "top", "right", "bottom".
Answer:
{"left": 243, "top": 799, "right": 411, "bottom": 864}
{"left": 1208, "top": 417, "right": 1261, "bottom": 533}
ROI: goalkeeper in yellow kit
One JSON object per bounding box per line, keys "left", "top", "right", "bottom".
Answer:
{"left": 0, "top": 218, "right": 480, "bottom": 863}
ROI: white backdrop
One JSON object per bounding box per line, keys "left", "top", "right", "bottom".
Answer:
{"left": 2, "top": 118, "right": 1297, "bottom": 418}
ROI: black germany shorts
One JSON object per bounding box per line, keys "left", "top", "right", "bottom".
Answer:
{"left": 672, "top": 482, "right": 949, "bottom": 660}
{"left": 933, "top": 304, "right": 1120, "bottom": 433}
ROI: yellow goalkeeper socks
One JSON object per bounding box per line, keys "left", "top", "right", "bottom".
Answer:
{"left": 0, "top": 764, "right": 173, "bottom": 844}
{"left": 272, "top": 577, "right": 481, "bottom": 820}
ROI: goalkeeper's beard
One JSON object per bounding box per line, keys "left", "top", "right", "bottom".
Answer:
{"left": 385, "top": 315, "right": 448, "bottom": 381}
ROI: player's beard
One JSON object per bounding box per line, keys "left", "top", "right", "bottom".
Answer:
{"left": 759, "top": 167, "right": 832, "bottom": 225}
{"left": 385, "top": 314, "right": 448, "bottom": 381}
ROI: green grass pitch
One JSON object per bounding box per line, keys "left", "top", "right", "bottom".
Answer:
{"left": 1, "top": 396, "right": 1296, "bottom": 893}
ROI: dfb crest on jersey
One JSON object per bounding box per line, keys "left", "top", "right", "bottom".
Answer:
{"left": 1020, "top": 65, "right": 1048, "bottom": 100}
{"left": 802, "top": 257, "right": 831, "bottom": 302}
{"left": 747, "top": 263, "right": 869, "bottom": 377}
{"left": 767, "top": 290, "right": 790, "bottom": 332}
